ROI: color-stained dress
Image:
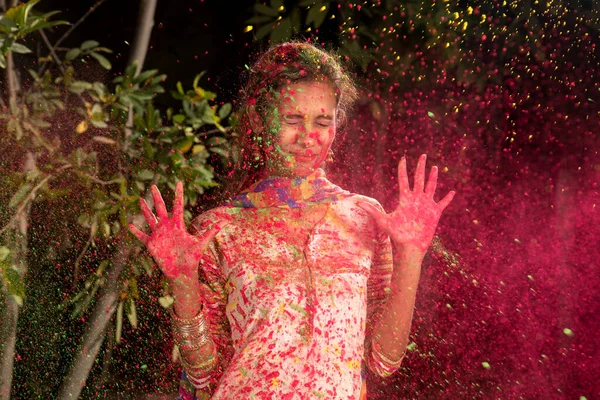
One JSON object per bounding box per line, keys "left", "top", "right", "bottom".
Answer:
{"left": 177, "top": 169, "right": 397, "bottom": 399}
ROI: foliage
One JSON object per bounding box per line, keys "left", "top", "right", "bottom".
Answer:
{"left": 0, "top": 0, "right": 232, "bottom": 344}
{"left": 0, "top": 0, "right": 68, "bottom": 67}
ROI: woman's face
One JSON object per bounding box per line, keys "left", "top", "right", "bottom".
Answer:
{"left": 265, "top": 81, "right": 337, "bottom": 177}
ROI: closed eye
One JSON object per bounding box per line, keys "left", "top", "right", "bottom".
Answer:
{"left": 283, "top": 115, "right": 304, "bottom": 125}
{"left": 316, "top": 117, "right": 333, "bottom": 127}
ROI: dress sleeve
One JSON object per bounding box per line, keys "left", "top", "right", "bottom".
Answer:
{"left": 363, "top": 202, "right": 398, "bottom": 378}
{"left": 177, "top": 211, "right": 233, "bottom": 399}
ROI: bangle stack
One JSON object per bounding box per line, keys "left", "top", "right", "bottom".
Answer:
{"left": 368, "top": 342, "right": 406, "bottom": 378}
{"left": 169, "top": 307, "right": 218, "bottom": 380}
{"left": 170, "top": 308, "right": 211, "bottom": 352}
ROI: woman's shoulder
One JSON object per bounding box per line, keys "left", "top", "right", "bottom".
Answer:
{"left": 189, "top": 205, "right": 241, "bottom": 234}
{"left": 336, "top": 192, "right": 386, "bottom": 213}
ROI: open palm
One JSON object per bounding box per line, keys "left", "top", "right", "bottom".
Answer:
{"left": 358, "top": 154, "right": 455, "bottom": 253}
{"left": 129, "top": 182, "right": 226, "bottom": 280}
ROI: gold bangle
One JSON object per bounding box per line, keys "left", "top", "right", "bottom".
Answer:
{"left": 169, "top": 307, "right": 211, "bottom": 350}
{"left": 169, "top": 307, "right": 207, "bottom": 326}
{"left": 177, "top": 335, "right": 210, "bottom": 353}
{"left": 371, "top": 340, "right": 405, "bottom": 364}
{"left": 372, "top": 346, "right": 405, "bottom": 367}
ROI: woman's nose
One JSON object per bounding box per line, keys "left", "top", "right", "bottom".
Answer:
{"left": 297, "top": 129, "right": 318, "bottom": 147}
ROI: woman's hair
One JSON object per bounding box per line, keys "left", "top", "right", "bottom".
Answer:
{"left": 219, "top": 41, "right": 358, "bottom": 200}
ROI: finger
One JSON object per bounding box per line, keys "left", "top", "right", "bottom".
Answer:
{"left": 437, "top": 190, "right": 456, "bottom": 211}
{"left": 139, "top": 198, "right": 158, "bottom": 230}
{"left": 356, "top": 201, "right": 389, "bottom": 232}
{"left": 424, "top": 166, "right": 438, "bottom": 197}
{"left": 151, "top": 185, "right": 169, "bottom": 221}
{"left": 129, "top": 224, "right": 150, "bottom": 245}
{"left": 198, "top": 220, "right": 230, "bottom": 245}
{"left": 397, "top": 157, "right": 410, "bottom": 197}
{"left": 414, "top": 154, "right": 427, "bottom": 192}
{"left": 172, "top": 181, "right": 184, "bottom": 227}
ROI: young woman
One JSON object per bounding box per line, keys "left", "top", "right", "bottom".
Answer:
{"left": 129, "top": 42, "right": 455, "bottom": 399}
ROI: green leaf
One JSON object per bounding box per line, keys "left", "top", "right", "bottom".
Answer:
{"left": 68, "top": 81, "right": 93, "bottom": 94}
{"left": 209, "top": 147, "right": 229, "bottom": 158}
{"left": 176, "top": 81, "right": 185, "bottom": 95}
{"left": 139, "top": 257, "right": 154, "bottom": 277}
{"left": 20, "top": 20, "right": 69, "bottom": 36}
{"left": 65, "top": 48, "right": 81, "bottom": 61}
{"left": 22, "top": 0, "right": 41, "bottom": 25}
{"left": 126, "top": 297, "right": 137, "bottom": 328}
{"left": 81, "top": 40, "right": 100, "bottom": 50}
{"left": 306, "top": 2, "right": 329, "bottom": 28}
{"left": 201, "top": 107, "right": 218, "bottom": 124}
{"left": 0, "top": 247, "right": 10, "bottom": 262}
{"left": 116, "top": 301, "right": 124, "bottom": 343}
{"left": 10, "top": 42, "right": 31, "bottom": 54}
{"left": 9, "top": 183, "right": 33, "bottom": 208}
{"left": 0, "top": 16, "right": 17, "bottom": 29}
{"left": 254, "top": 3, "right": 279, "bottom": 17}
{"left": 256, "top": 23, "right": 275, "bottom": 40}
{"left": 90, "top": 52, "right": 111, "bottom": 70}
{"left": 206, "top": 136, "right": 227, "bottom": 146}
{"left": 271, "top": 17, "right": 292, "bottom": 43}
{"left": 3, "top": 265, "right": 25, "bottom": 305}
{"left": 176, "top": 137, "right": 194, "bottom": 152}
{"left": 137, "top": 169, "right": 154, "bottom": 181}
{"left": 90, "top": 119, "right": 108, "bottom": 128}
{"left": 172, "top": 114, "right": 185, "bottom": 124}
{"left": 158, "top": 295, "right": 174, "bottom": 309}
{"left": 135, "top": 69, "right": 158, "bottom": 83}
{"left": 246, "top": 15, "right": 273, "bottom": 24}
{"left": 42, "top": 10, "right": 62, "bottom": 20}
{"left": 124, "top": 62, "right": 137, "bottom": 79}
{"left": 218, "top": 103, "right": 232, "bottom": 119}
{"left": 290, "top": 8, "right": 301, "bottom": 32}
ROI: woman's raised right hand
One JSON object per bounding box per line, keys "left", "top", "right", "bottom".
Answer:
{"left": 128, "top": 181, "right": 226, "bottom": 281}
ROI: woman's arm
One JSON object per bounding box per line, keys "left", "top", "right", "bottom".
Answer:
{"left": 171, "top": 274, "right": 216, "bottom": 369}
{"left": 358, "top": 155, "right": 455, "bottom": 376}
{"left": 369, "top": 244, "right": 424, "bottom": 364}
{"left": 128, "top": 182, "right": 228, "bottom": 391}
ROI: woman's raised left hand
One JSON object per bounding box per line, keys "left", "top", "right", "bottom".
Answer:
{"left": 358, "top": 154, "right": 455, "bottom": 254}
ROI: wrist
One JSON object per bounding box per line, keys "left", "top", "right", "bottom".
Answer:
{"left": 171, "top": 272, "right": 200, "bottom": 288}
{"left": 391, "top": 241, "right": 427, "bottom": 262}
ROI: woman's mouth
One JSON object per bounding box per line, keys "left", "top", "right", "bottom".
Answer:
{"left": 292, "top": 154, "right": 318, "bottom": 163}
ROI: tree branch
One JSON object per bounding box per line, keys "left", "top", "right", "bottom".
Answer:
{"left": 5, "top": 52, "right": 19, "bottom": 112}
{"left": 4, "top": 0, "right": 20, "bottom": 109}
{"left": 73, "top": 228, "right": 94, "bottom": 285}
{"left": 37, "top": 0, "right": 108, "bottom": 76}
{"left": 127, "top": 0, "right": 157, "bottom": 76}
{"left": 38, "top": 29, "right": 65, "bottom": 72}
{"left": 58, "top": 241, "right": 132, "bottom": 400}
{"left": 124, "top": 0, "right": 158, "bottom": 143}
{"left": 0, "top": 164, "right": 72, "bottom": 236}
